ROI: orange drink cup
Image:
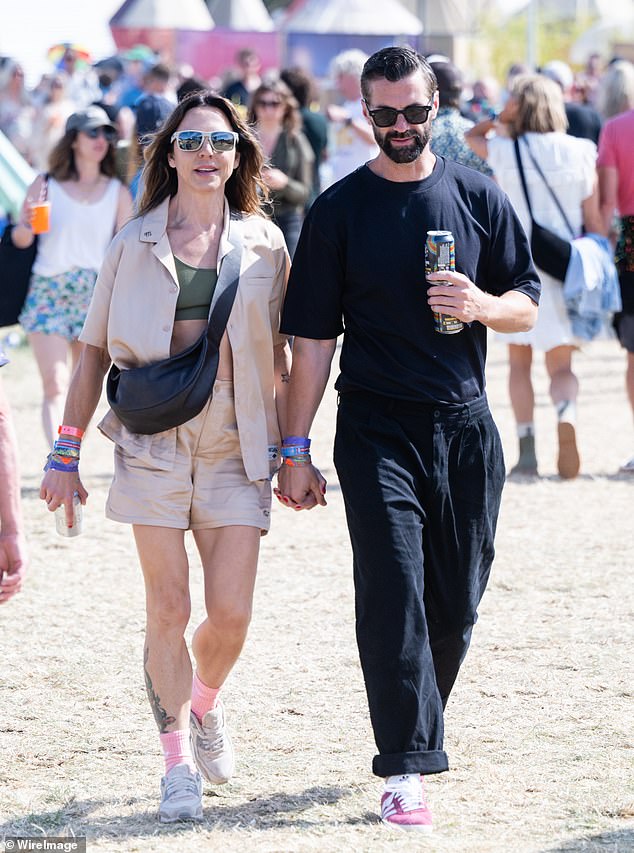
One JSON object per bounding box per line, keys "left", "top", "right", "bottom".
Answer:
{"left": 31, "top": 201, "right": 51, "bottom": 234}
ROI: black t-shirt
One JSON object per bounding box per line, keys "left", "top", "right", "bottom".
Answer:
{"left": 281, "top": 157, "right": 541, "bottom": 404}
{"left": 565, "top": 102, "right": 602, "bottom": 145}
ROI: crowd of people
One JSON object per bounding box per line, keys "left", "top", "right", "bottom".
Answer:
{"left": 1, "top": 39, "right": 634, "bottom": 834}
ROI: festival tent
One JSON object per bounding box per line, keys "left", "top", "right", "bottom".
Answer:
{"left": 186, "top": 0, "right": 279, "bottom": 80}
{"left": 281, "top": 0, "right": 423, "bottom": 77}
{"left": 570, "top": 8, "right": 634, "bottom": 63}
{"left": 110, "top": 0, "right": 280, "bottom": 79}
{"left": 110, "top": 0, "right": 214, "bottom": 63}
{"left": 206, "top": 0, "right": 274, "bottom": 31}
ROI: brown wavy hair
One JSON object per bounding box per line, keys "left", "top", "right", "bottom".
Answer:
{"left": 137, "top": 91, "right": 269, "bottom": 217}
{"left": 48, "top": 129, "right": 117, "bottom": 181}
{"left": 247, "top": 79, "right": 302, "bottom": 135}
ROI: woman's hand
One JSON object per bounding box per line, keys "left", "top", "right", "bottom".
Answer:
{"left": 261, "top": 165, "right": 289, "bottom": 191}
{"left": 276, "top": 463, "right": 327, "bottom": 511}
{"left": 40, "top": 469, "right": 88, "bottom": 528}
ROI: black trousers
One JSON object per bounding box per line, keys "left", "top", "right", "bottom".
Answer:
{"left": 333, "top": 389, "right": 505, "bottom": 778}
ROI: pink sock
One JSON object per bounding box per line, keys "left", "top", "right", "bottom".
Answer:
{"left": 191, "top": 671, "right": 221, "bottom": 722}
{"left": 160, "top": 729, "right": 196, "bottom": 775}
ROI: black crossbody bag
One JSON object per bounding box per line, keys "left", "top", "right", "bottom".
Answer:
{"left": 514, "top": 137, "right": 575, "bottom": 283}
{"left": 106, "top": 224, "right": 243, "bottom": 435}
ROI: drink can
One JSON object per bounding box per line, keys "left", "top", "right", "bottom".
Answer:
{"left": 55, "top": 492, "right": 83, "bottom": 538}
{"left": 425, "top": 230, "right": 464, "bottom": 334}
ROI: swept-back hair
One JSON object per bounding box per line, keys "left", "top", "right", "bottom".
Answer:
{"left": 137, "top": 90, "right": 268, "bottom": 217}
{"left": 360, "top": 47, "right": 437, "bottom": 102}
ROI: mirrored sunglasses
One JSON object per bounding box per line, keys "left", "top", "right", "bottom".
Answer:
{"left": 364, "top": 101, "right": 434, "bottom": 128}
{"left": 85, "top": 126, "right": 117, "bottom": 142}
{"left": 170, "top": 130, "right": 239, "bottom": 152}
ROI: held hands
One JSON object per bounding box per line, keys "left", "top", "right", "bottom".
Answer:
{"left": 426, "top": 270, "right": 493, "bottom": 326}
{"left": 40, "top": 469, "right": 88, "bottom": 529}
{"left": 275, "top": 463, "right": 327, "bottom": 511}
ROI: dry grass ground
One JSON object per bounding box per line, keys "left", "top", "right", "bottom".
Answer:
{"left": 1, "top": 332, "right": 633, "bottom": 853}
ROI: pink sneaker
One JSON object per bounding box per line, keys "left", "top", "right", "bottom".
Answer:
{"left": 381, "top": 773, "right": 433, "bottom": 832}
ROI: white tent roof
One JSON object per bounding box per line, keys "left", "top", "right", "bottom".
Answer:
{"left": 111, "top": 0, "right": 214, "bottom": 30}
{"left": 282, "top": 0, "right": 423, "bottom": 35}
{"left": 207, "top": 0, "right": 273, "bottom": 31}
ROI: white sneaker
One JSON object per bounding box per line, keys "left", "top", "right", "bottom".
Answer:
{"left": 189, "top": 700, "right": 235, "bottom": 784}
{"left": 159, "top": 764, "right": 203, "bottom": 823}
{"left": 619, "top": 456, "right": 634, "bottom": 474}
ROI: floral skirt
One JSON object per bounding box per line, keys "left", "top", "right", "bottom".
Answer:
{"left": 19, "top": 267, "right": 98, "bottom": 341}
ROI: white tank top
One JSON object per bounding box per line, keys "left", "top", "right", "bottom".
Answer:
{"left": 33, "top": 177, "right": 120, "bottom": 277}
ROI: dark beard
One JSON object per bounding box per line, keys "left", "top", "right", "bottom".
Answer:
{"left": 373, "top": 125, "right": 430, "bottom": 163}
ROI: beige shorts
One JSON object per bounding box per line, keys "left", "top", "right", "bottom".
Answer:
{"left": 106, "top": 379, "right": 272, "bottom": 532}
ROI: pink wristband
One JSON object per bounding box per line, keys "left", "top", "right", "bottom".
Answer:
{"left": 58, "top": 424, "right": 85, "bottom": 440}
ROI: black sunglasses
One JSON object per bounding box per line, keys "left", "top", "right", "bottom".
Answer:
{"left": 364, "top": 100, "right": 434, "bottom": 128}
{"left": 256, "top": 99, "right": 283, "bottom": 108}
{"left": 84, "top": 125, "right": 117, "bottom": 142}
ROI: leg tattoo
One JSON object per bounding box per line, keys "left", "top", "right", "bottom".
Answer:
{"left": 143, "top": 645, "right": 176, "bottom": 733}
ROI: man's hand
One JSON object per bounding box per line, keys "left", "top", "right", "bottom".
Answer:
{"left": 40, "top": 469, "right": 87, "bottom": 529}
{"left": 276, "top": 464, "right": 327, "bottom": 511}
{"left": 427, "top": 270, "right": 494, "bottom": 325}
{"left": 0, "top": 532, "right": 28, "bottom": 604}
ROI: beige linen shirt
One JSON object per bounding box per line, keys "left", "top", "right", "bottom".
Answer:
{"left": 80, "top": 197, "right": 290, "bottom": 482}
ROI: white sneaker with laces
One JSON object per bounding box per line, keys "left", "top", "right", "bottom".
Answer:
{"left": 189, "top": 700, "right": 235, "bottom": 784}
{"left": 159, "top": 763, "right": 203, "bottom": 823}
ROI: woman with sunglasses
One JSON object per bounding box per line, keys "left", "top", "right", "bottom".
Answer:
{"left": 12, "top": 105, "right": 132, "bottom": 447}
{"left": 40, "top": 92, "right": 291, "bottom": 823}
{"left": 247, "top": 79, "right": 313, "bottom": 257}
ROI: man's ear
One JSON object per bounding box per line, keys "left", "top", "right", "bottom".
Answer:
{"left": 430, "top": 90, "right": 440, "bottom": 120}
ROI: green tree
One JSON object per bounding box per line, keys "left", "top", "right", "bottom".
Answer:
{"left": 477, "top": 8, "right": 598, "bottom": 80}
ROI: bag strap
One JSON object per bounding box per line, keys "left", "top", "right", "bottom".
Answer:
{"left": 515, "top": 137, "right": 575, "bottom": 239}
{"left": 204, "top": 215, "right": 244, "bottom": 349}
{"left": 39, "top": 173, "right": 49, "bottom": 202}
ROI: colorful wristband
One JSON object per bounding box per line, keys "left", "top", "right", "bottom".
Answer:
{"left": 282, "top": 436, "right": 311, "bottom": 447}
{"left": 58, "top": 424, "right": 85, "bottom": 440}
{"left": 282, "top": 453, "right": 312, "bottom": 467}
{"left": 44, "top": 453, "right": 79, "bottom": 473}
{"left": 280, "top": 445, "right": 310, "bottom": 457}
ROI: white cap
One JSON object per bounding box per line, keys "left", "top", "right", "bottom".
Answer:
{"left": 541, "top": 60, "right": 574, "bottom": 92}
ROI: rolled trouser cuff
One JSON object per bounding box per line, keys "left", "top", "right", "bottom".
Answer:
{"left": 372, "top": 749, "right": 449, "bottom": 778}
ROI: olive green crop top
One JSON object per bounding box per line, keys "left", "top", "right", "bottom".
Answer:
{"left": 173, "top": 256, "right": 218, "bottom": 321}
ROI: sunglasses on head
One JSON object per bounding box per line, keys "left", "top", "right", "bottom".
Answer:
{"left": 170, "top": 130, "right": 239, "bottom": 152}
{"left": 363, "top": 100, "right": 434, "bottom": 128}
{"left": 256, "top": 99, "right": 283, "bottom": 108}
{"left": 85, "top": 126, "right": 117, "bottom": 142}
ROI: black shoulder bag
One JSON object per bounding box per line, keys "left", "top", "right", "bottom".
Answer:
{"left": 0, "top": 174, "right": 48, "bottom": 328}
{"left": 106, "top": 225, "right": 243, "bottom": 435}
{"left": 513, "top": 137, "right": 575, "bottom": 283}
